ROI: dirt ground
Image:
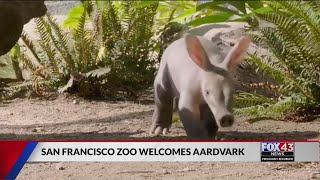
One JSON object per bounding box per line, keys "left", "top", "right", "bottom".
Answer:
{"left": 0, "top": 97, "right": 319, "bottom": 180}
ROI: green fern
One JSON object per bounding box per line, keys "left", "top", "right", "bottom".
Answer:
{"left": 19, "top": 52, "right": 37, "bottom": 74}
{"left": 15, "top": 1, "right": 160, "bottom": 98}
{"left": 35, "top": 18, "right": 62, "bottom": 79}
{"left": 237, "top": 0, "right": 320, "bottom": 119}
{"left": 235, "top": 95, "right": 307, "bottom": 118}
{"left": 20, "top": 33, "right": 42, "bottom": 66}
{"left": 46, "top": 14, "right": 75, "bottom": 71}
{"left": 98, "top": 1, "right": 159, "bottom": 92}
{"left": 235, "top": 92, "right": 276, "bottom": 108}
{"left": 73, "top": 3, "right": 92, "bottom": 72}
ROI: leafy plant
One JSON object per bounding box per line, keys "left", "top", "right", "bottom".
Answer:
{"left": 0, "top": 53, "right": 19, "bottom": 82}
{"left": 135, "top": 1, "right": 198, "bottom": 27}
{"left": 17, "top": 1, "right": 160, "bottom": 98}
{"left": 9, "top": 44, "right": 23, "bottom": 81}
{"left": 95, "top": 1, "right": 159, "bottom": 96}
{"left": 134, "top": 1, "right": 213, "bottom": 62}
{"left": 189, "top": 0, "right": 273, "bottom": 27}
{"left": 235, "top": 1, "right": 320, "bottom": 119}
{"left": 63, "top": 4, "right": 88, "bottom": 30}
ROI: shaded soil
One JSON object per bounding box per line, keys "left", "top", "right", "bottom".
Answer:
{"left": 283, "top": 106, "right": 320, "bottom": 123}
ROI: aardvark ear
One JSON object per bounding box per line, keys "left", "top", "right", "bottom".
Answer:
{"left": 224, "top": 36, "right": 251, "bottom": 70}
{"left": 185, "top": 35, "right": 211, "bottom": 71}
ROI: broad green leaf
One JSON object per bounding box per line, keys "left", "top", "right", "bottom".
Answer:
{"left": 170, "top": 7, "right": 196, "bottom": 23}
{"left": 63, "top": 20, "right": 79, "bottom": 30}
{"left": 187, "top": 13, "right": 234, "bottom": 26}
{"left": 231, "top": 7, "right": 273, "bottom": 22}
{"left": 252, "top": 6, "right": 273, "bottom": 14}
{"left": 196, "top": 1, "right": 225, "bottom": 11}
{"left": 247, "top": 1, "right": 264, "bottom": 10}
{"left": 228, "top": 1, "right": 247, "bottom": 14}
{"left": 196, "top": 2, "right": 242, "bottom": 16}
{"left": 63, "top": 5, "right": 85, "bottom": 30}
{"left": 172, "top": 1, "right": 196, "bottom": 9}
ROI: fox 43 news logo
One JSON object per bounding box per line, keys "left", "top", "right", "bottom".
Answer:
{"left": 260, "top": 142, "right": 295, "bottom": 162}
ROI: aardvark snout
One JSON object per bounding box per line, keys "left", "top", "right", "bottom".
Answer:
{"left": 219, "top": 114, "right": 234, "bottom": 127}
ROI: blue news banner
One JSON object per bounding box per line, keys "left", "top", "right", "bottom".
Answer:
{"left": 23, "top": 141, "right": 320, "bottom": 162}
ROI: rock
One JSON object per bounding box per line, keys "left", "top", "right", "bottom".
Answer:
{"left": 163, "top": 169, "right": 170, "bottom": 174}
{"left": 55, "top": 163, "right": 66, "bottom": 170}
{"left": 0, "top": 0, "right": 47, "bottom": 56}
{"left": 311, "top": 172, "right": 320, "bottom": 179}
{"left": 185, "top": 22, "right": 278, "bottom": 97}
{"left": 176, "top": 167, "right": 194, "bottom": 173}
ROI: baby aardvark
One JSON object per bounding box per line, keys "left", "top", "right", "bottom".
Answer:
{"left": 150, "top": 34, "right": 251, "bottom": 139}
